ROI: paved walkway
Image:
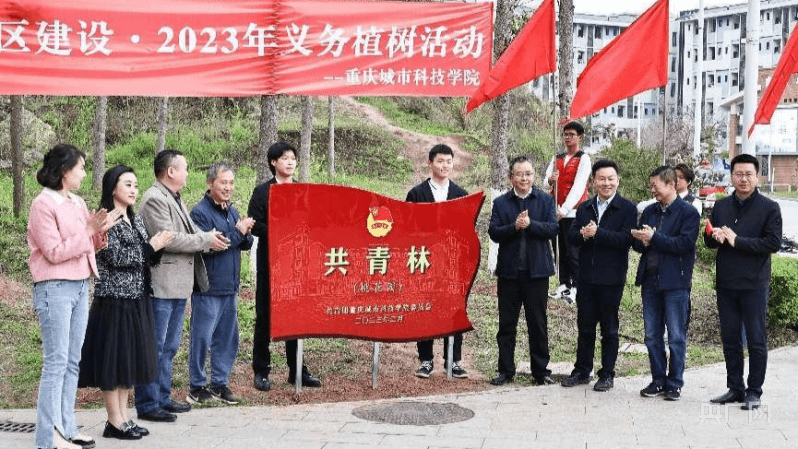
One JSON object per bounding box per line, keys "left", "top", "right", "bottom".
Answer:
{"left": 3, "top": 347, "right": 796, "bottom": 449}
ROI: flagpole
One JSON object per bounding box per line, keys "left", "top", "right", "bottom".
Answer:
{"left": 662, "top": 86, "right": 668, "bottom": 165}
{"left": 551, "top": 73, "right": 560, "bottom": 280}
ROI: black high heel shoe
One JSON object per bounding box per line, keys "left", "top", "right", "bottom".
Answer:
{"left": 102, "top": 421, "right": 142, "bottom": 440}
{"left": 127, "top": 420, "right": 149, "bottom": 436}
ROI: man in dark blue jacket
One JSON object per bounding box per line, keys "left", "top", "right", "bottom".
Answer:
{"left": 406, "top": 144, "right": 470, "bottom": 379}
{"left": 705, "top": 154, "right": 782, "bottom": 410}
{"left": 632, "top": 166, "right": 700, "bottom": 402}
{"left": 488, "top": 155, "right": 558, "bottom": 386}
{"left": 561, "top": 160, "right": 636, "bottom": 392}
{"left": 188, "top": 161, "right": 254, "bottom": 405}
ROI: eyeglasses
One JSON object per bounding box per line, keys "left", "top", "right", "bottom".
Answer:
{"left": 732, "top": 172, "right": 756, "bottom": 180}
{"left": 561, "top": 133, "right": 579, "bottom": 138}
{"left": 512, "top": 172, "right": 534, "bottom": 179}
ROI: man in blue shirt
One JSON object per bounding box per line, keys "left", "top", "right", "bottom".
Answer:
{"left": 188, "top": 161, "right": 254, "bottom": 405}
{"left": 632, "top": 166, "right": 700, "bottom": 402}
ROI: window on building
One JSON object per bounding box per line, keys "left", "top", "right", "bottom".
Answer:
{"left": 766, "top": 42, "right": 770, "bottom": 50}
{"left": 670, "top": 83, "right": 676, "bottom": 97}
{"left": 578, "top": 25, "right": 584, "bottom": 38}
{"left": 671, "top": 57, "right": 676, "bottom": 72}
{"left": 732, "top": 73, "right": 739, "bottom": 86}
{"left": 687, "top": 50, "right": 691, "bottom": 58}
{"left": 634, "top": 105, "right": 638, "bottom": 119}
{"left": 733, "top": 44, "right": 739, "bottom": 58}
{"left": 766, "top": 12, "right": 771, "bottom": 21}
{"left": 776, "top": 12, "right": 782, "bottom": 24}
{"left": 577, "top": 51, "right": 584, "bottom": 64}
{"left": 595, "top": 26, "right": 602, "bottom": 38}
{"left": 708, "top": 74, "right": 715, "bottom": 87}
{"left": 687, "top": 77, "right": 690, "bottom": 86}
{"left": 618, "top": 106, "right": 625, "bottom": 117}
{"left": 734, "top": 18, "right": 740, "bottom": 29}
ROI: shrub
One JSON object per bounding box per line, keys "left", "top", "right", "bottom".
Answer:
{"left": 599, "top": 139, "right": 661, "bottom": 203}
{"left": 769, "top": 256, "right": 798, "bottom": 328}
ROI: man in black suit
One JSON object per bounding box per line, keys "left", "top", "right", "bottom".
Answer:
{"left": 487, "top": 155, "right": 559, "bottom": 386}
{"left": 705, "top": 154, "right": 782, "bottom": 410}
{"left": 248, "top": 142, "right": 321, "bottom": 391}
{"left": 561, "top": 159, "right": 637, "bottom": 392}
{"left": 406, "top": 144, "right": 470, "bottom": 379}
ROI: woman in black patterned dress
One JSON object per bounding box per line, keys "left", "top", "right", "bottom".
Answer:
{"left": 79, "top": 165, "right": 173, "bottom": 440}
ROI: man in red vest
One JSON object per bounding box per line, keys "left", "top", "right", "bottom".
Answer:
{"left": 543, "top": 121, "right": 591, "bottom": 304}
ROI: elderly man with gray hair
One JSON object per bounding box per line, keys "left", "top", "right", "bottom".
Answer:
{"left": 187, "top": 161, "right": 254, "bottom": 406}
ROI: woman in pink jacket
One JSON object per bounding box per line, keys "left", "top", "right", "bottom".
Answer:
{"left": 27, "top": 144, "right": 120, "bottom": 449}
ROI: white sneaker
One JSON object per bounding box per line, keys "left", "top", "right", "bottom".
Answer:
{"left": 549, "top": 284, "right": 568, "bottom": 299}
{"left": 564, "top": 287, "right": 577, "bottom": 304}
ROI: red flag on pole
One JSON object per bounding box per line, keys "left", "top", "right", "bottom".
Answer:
{"left": 749, "top": 24, "right": 798, "bottom": 136}
{"left": 466, "top": 0, "right": 555, "bottom": 113}
{"left": 566, "top": 0, "right": 669, "bottom": 121}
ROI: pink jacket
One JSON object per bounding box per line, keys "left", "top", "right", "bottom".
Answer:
{"left": 28, "top": 188, "right": 103, "bottom": 283}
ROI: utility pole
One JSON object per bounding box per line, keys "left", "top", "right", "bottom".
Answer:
{"left": 693, "top": 0, "right": 704, "bottom": 159}
{"left": 742, "top": 0, "right": 760, "bottom": 155}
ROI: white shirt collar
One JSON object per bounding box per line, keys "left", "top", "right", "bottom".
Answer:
{"left": 42, "top": 187, "right": 79, "bottom": 206}
{"left": 513, "top": 188, "right": 531, "bottom": 199}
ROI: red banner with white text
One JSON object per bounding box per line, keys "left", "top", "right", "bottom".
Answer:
{"left": 0, "top": 0, "right": 492, "bottom": 97}
{"left": 268, "top": 184, "right": 483, "bottom": 342}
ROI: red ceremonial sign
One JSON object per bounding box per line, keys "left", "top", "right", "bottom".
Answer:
{"left": 268, "top": 184, "right": 484, "bottom": 342}
{"left": 0, "top": 0, "right": 492, "bottom": 97}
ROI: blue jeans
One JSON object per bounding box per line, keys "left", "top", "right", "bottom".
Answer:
{"left": 135, "top": 297, "right": 186, "bottom": 415}
{"left": 717, "top": 288, "right": 769, "bottom": 396}
{"left": 33, "top": 279, "right": 89, "bottom": 449}
{"left": 642, "top": 288, "right": 690, "bottom": 389}
{"left": 189, "top": 293, "right": 239, "bottom": 389}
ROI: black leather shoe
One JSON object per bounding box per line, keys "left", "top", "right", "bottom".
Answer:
{"left": 710, "top": 389, "right": 745, "bottom": 404}
{"left": 103, "top": 421, "right": 142, "bottom": 440}
{"left": 534, "top": 375, "right": 556, "bottom": 385}
{"left": 288, "top": 372, "right": 322, "bottom": 387}
{"left": 163, "top": 399, "right": 191, "bottom": 413}
{"left": 254, "top": 372, "right": 271, "bottom": 391}
{"left": 741, "top": 392, "right": 761, "bottom": 410}
{"left": 127, "top": 421, "right": 149, "bottom": 436}
{"left": 490, "top": 373, "right": 514, "bottom": 386}
{"left": 137, "top": 408, "right": 177, "bottom": 423}
{"left": 561, "top": 373, "right": 590, "bottom": 387}
{"left": 593, "top": 377, "right": 614, "bottom": 392}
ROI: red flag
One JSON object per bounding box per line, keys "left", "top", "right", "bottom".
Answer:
{"left": 466, "top": 0, "right": 555, "bottom": 113}
{"left": 749, "top": 24, "right": 798, "bottom": 136}
{"left": 268, "top": 184, "right": 484, "bottom": 342}
{"left": 566, "top": 0, "right": 669, "bottom": 121}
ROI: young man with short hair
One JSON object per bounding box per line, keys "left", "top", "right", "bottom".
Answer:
{"left": 406, "top": 144, "right": 469, "bottom": 379}
{"left": 705, "top": 154, "right": 782, "bottom": 410}
{"left": 562, "top": 159, "right": 637, "bottom": 392}
{"left": 544, "top": 121, "right": 591, "bottom": 304}
{"left": 632, "top": 166, "right": 700, "bottom": 402}
{"left": 249, "top": 142, "right": 321, "bottom": 391}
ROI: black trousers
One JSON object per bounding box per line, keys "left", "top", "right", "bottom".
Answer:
{"left": 573, "top": 283, "right": 624, "bottom": 379}
{"left": 417, "top": 334, "right": 463, "bottom": 364}
{"left": 496, "top": 276, "right": 551, "bottom": 378}
{"left": 252, "top": 271, "right": 299, "bottom": 376}
{"left": 555, "top": 218, "right": 579, "bottom": 287}
{"left": 717, "top": 287, "right": 769, "bottom": 396}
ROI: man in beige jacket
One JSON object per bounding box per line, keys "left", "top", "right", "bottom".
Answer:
{"left": 135, "top": 150, "right": 228, "bottom": 423}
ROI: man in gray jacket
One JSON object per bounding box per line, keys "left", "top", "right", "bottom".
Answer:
{"left": 135, "top": 150, "right": 228, "bottom": 423}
